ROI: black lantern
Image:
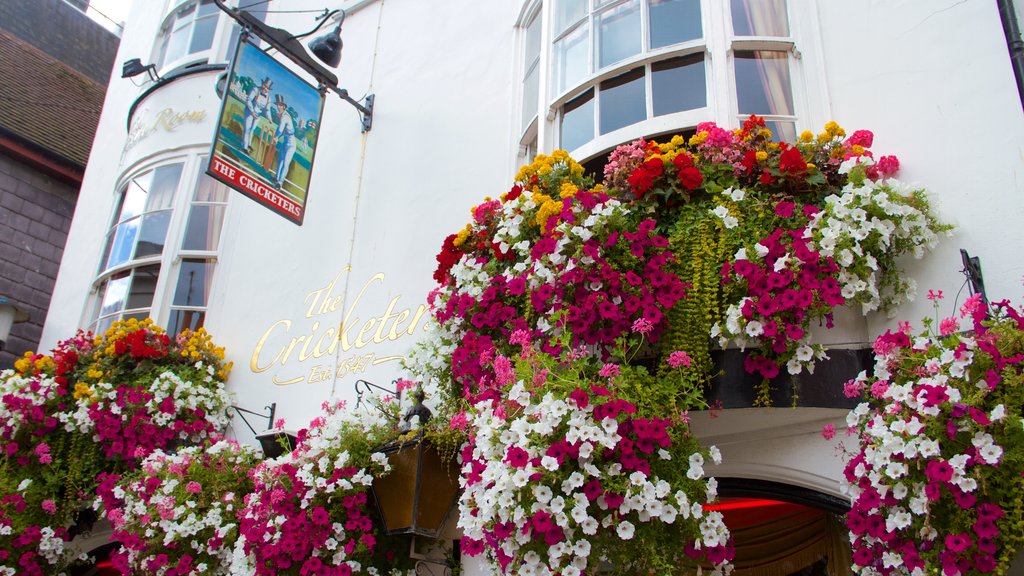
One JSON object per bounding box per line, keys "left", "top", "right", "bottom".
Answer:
{"left": 371, "top": 435, "right": 461, "bottom": 538}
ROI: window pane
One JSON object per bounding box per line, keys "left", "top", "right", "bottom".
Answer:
{"left": 173, "top": 259, "right": 215, "bottom": 307}
{"left": 561, "top": 89, "right": 595, "bottom": 151}
{"left": 99, "top": 272, "right": 130, "bottom": 317}
{"left": 556, "top": 24, "right": 589, "bottom": 93}
{"left": 118, "top": 180, "right": 147, "bottom": 223}
{"left": 193, "top": 172, "right": 228, "bottom": 202}
{"left": 524, "top": 13, "right": 541, "bottom": 67}
{"left": 734, "top": 50, "right": 793, "bottom": 116}
{"left": 762, "top": 120, "right": 796, "bottom": 143}
{"left": 146, "top": 164, "right": 183, "bottom": 211}
{"left": 106, "top": 219, "right": 139, "bottom": 269}
{"left": 135, "top": 211, "right": 172, "bottom": 258}
{"left": 599, "top": 67, "right": 645, "bottom": 134}
{"left": 522, "top": 65, "right": 539, "bottom": 131}
{"left": 650, "top": 0, "right": 702, "bottom": 49}
{"left": 732, "top": 0, "right": 789, "bottom": 36}
{"left": 163, "top": 26, "right": 190, "bottom": 65}
{"left": 197, "top": 0, "right": 216, "bottom": 17}
{"left": 555, "top": 0, "right": 587, "bottom": 35}
{"left": 652, "top": 54, "right": 706, "bottom": 116}
{"left": 168, "top": 309, "right": 205, "bottom": 337}
{"left": 597, "top": 0, "right": 641, "bottom": 69}
{"left": 126, "top": 265, "right": 160, "bottom": 310}
{"left": 188, "top": 15, "right": 216, "bottom": 54}
{"left": 182, "top": 205, "right": 226, "bottom": 251}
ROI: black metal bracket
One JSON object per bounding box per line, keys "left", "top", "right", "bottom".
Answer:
{"left": 354, "top": 379, "right": 398, "bottom": 413}
{"left": 227, "top": 402, "right": 277, "bottom": 435}
{"left": 211, "top": 0, "right": 375, "bottom": 131}
{"left": 960, "top": 248, "right": 989, "bottom": 306}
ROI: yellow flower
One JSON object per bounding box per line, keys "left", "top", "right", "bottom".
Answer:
{"left": 551, "top": 150, "right": 569, "bottom": 162}
{"left": 453, "top": 224, "right": 473, "bottom": 247}
{"left": 86, "top": 368, "right": 103, "bottom": 380}
{"left": 755, "top": 151, "right": 768, "bottom": 162}
{"left": 799, "top": 130, "right": 814, "bottom": 143}
{"left": 824, "top": 120, "right": 846, "bottom": 138}
{"left": 851, "top": 144, "right": 864, "bottom": 155}
{"left": 689, "top": 131, "right": 709, "bottom": 146}
{"left": 537, "top": 164, "right": 553, "bottom": 176}
{"left": 536, "top": 199, "right": 563, "bottom": 229}
{"left": 73, "top": 381, "right": 94, "bottom": 400}
{"left": 559, "top": 182, "right": 579, "bottom": 198}
{"left": 757, "top": 128, "right": 773, "bottom": 140}
{"left": 670, "top": 135, "right": 685, "bottom": 148}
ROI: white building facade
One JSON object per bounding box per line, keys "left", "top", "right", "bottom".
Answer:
{"left": 41, "top": 0, "right": 1024, "bottom": 572}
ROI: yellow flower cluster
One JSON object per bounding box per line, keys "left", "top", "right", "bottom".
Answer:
{"left": 688, "top": 131, "right": 708, "bottom": 147}
{"left": 179, "top": 327, "right": 233, "bottom": 379}
{"left": 13, "top": 352, "right": 54, "bottom": 376}
{"left": 73, "top": 381, "right": 95, "bottom": 401}
{"left": 533, "top": 192, "right": 564, "bottom": 230}
{"left": 817, "top": 120, "right": 846, "bottom": 143}
{"left": 515, "top": 150, "right": 584, "bottom": 185}
{"left": 96, "top": 317, "right": 163, "bottom": 358}
{"left": 453, "top": 224, "right": 473, "bottom": 248}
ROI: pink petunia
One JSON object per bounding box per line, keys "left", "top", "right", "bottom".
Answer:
{"left": 821, "top": 424, "right": 836, "bottom": 440}
{"left": 185, "top": 481, "right": 202, "bottom": 494}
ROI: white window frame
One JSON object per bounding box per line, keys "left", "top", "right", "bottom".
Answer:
{"left": 520, "top": 0, "right": 827, "bottom": 161}
{"left": 88, "top": 153, "right": 231, "bottom": 336}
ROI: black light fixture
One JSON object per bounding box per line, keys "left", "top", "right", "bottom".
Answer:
{"left": 212, "top": 0, "right": 374, "bottom": 131}
{"left": 371, "top": 434, "right": 461, "bottom": 538}
{"left": 308, "top": 11, "right": 344, "bottom": 68}
{"left": 0, "top": 298, "right": 29, "bottom": 352}
{"left": 121, "top": 58, "right": 160, "bottom": 82}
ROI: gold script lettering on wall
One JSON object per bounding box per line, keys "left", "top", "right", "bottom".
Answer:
{"left": 250, "top": 269, "right": 429, "bottom": 386}
{"left": 124, "top": 107, "right": 208, "bottom": 153}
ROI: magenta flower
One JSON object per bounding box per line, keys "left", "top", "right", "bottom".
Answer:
{"left": 185, "top": 481, "right": 202, "bottom": 494}
{"left": 667, "top": 351, "right": 692, "bottom": 368}
{"left": 598, "top": 363, "right": 621, "bottom": 379}
{"left": 821, "top": 424, "right": 836, "bottom": 440}
{"left": 944, "top": 532, "right": 973, "bottom": 554}
{"left": 631, "top": 317, "right": 654, "bottom": 335}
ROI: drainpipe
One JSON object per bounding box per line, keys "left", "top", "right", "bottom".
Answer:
{"left": 997, "top": 0, "right": 1024, "bottom": 111}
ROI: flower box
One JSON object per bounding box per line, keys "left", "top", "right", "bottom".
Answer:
{"left": 707, "top": 347, "right": 870, "bottom": 409}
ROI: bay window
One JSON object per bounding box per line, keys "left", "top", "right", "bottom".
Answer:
{"left": 91, "top": 156, "right": 229, "bottom": 336}
{"left": 521, "top": 0, "right": 809, "bottom": 158}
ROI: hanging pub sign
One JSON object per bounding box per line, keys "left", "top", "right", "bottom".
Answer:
{"left": 208, "top": 36, "right": 325, "bottom": 225}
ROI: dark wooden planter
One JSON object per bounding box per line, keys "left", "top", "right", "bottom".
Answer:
{"left": 706, "top": 348, "right": 872, "bottom": 409}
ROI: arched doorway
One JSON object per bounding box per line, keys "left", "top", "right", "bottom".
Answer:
{"left": 714, "top": 479, "right": 851, "bottom": 576}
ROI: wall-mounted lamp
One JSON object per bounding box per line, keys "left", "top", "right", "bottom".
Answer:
{"left": 121, "top": 58, "right": 161, "bottom": 83}
{"left": 212, "top": 0, "right": 374, "bottom": 132}
{"left": 307, "top": 11, "right": 344, "bottom": 68}
{"left": 0, "top": 298, "right": 29, "bottom": 351}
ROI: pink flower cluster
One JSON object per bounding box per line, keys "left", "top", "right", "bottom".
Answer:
{"left": 240, "top": 464, "right": 378, "bottom": 576}
{"left": 435, "top": 189, "right": 686, "bottom": 404}
{"left": 89, "top": 384, "right": 216, "bottom": 462}
{"left": 723, "top": 217, "right": 843, "bottom": 378}
{"left": 841, "top": 297, "right": 1023, "bottom": 574}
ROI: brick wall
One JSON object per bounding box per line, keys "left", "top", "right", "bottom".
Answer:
{"left": 0, "top": 152, "right": 77, "bottom": 369}
{"left": 0, "top": 0, "right": 119, "bottom": 84}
